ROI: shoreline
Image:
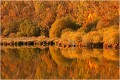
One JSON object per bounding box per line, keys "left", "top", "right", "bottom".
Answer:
{"left": 0, "top": 37, "right": 119, "bottom": 49}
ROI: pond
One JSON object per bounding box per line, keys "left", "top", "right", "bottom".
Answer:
{"left": 1, "top": 46, "right": 119, "bottom": 79}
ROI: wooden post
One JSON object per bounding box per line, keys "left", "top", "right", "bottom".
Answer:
{"left": 34, "top": 41, "right": 36, "bottom": 45}
{"left": 17, "top": 41, "right": 19, "bottom": 46}
{"left": 39, "top": 42, "right": 41, "bottom": 45}
{"left": 4, "top": 41, "right": 6, "bottom": 46}
{"left": 54, "top": 41, "right": 57, "bottom": 45}
{"left": 3, "top": 41, "right": 4, "bottom": 46}
{"left": 43, "top": 41, "right": 45, "bottom": 46}
{"left": 13, "top": 41, "right": 15, "bottom": 46}
{"left": 14, "top": 41, "right": 16, "bottom": 46}
{"left": 24, "top": 42, "right": 26, "bottom": 45}
{"left": 0, "top": 41, "right": 3, "bottom": 45}
{"left": 27, "top": 41, "right": 29, "bottom": 46}
{"left": 3, "top": 41, "right": 5, "bottom": 46}
{"left": 13, "top": 41, "right": 14, "bottom": 46}
{"left": 10, "top": 41, "right": 13, "bottom": 46}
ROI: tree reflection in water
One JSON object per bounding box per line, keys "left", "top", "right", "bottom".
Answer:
{"left": 1, "top": 47, "right": 119, "bottom": 79}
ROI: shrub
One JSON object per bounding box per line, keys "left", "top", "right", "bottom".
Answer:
{"left": 103, "top": 25, "right": 119, "bottom": 44}
{"left": 76, "top": 27, "right": 88, "bottom": 42}
{"left": 3, "top": 29, "right": 10, "bottom": 36}
{"left": 67, "top": 32, "right": 76, "bottom": 44}
{"left": 61, "top": 28, "right": 83, "bottom": 45}
{"left": 61, "top": 28, "right": 73, "bottom": 41}
{"left": 75, "top": 32, "right": 82, "bottom": 42}
{"left": 89, "top": 31, "right": 103, "bottom": 43}
{"left": 82, "top": 33, "right": 93, "bottom": 43}
{"left": 49, "top": 16, "right": 80, "bottom": 38}
{"left": 16, "top": 32, "right": 25, "bottom": 37}
{"left": 40, "top": 28, "right": 49, "bottom": 37}
{"left": 8, "top": 20, "right": 22, "bottom": 33}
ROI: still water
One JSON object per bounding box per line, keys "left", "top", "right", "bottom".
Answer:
{"left": 1, "top": 46, "right": 119, "bottom": 79}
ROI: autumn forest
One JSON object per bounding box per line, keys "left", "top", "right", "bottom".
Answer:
{"left": 0, "top": 0, "right": 120, "bottom": 79}
{"left": 1, "top": 1, "right": 119, "bottom": 41}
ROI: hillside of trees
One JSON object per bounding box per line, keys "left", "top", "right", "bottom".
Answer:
{"left": 1, "top": 1, "right": 119, "bottom": 44}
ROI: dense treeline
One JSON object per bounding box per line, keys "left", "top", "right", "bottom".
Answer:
{"left": 1, "top": 1, "right": 119, "bottom": 42}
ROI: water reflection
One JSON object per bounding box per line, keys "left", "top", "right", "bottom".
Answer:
{"left": 1, "top": 46, "right": 119, "bottom": 79}
{"left": 49, "top": 47, "right": 74, "bottom": 66}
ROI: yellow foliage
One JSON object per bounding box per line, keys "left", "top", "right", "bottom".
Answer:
{"left": 61, "top": 28, "right": 72, "bottom": 41}
{"left": 103, "top": 49, "right": 119, "bottom": 61}
{"left": 103, "top": 25, "right": 119, "bottom": 43}
{"left": 88, "top": 13, "right": 97, "bottom": 21}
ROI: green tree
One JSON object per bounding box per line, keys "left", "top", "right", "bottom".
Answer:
{"left": 49, "top": 17, "right": 80, "bottom": 38}
{"left": 17, "top": 19, "right": 40, "bottom": 37}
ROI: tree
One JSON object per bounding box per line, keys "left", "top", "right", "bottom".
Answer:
{"left": 17, "top": 19, "right": 40, "bottom": 37}
{"left": 49, "top": 16, "right": 80, "bottom": 38}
